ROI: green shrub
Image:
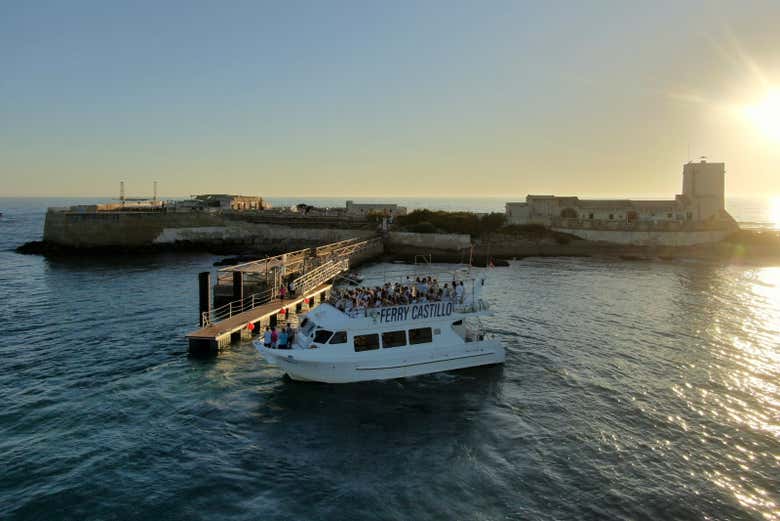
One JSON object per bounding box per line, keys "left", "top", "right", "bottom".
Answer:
{"left": 408, "top": 221, "right": 438, "bottom": 233}
{"left": 396, "top": 210, "right": 506, "bottom": 237}
{"left": 500, "top": 224, "right": 549, "bottom": 236}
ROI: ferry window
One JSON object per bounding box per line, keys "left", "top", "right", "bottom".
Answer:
{"left": 313, "top": 329, "right": 333, "bottom": 344}
{"left": 382, "top": 330, "right": 406, "bottom": 348}
{"left": 354, "top": 334, "right": 380, "bottom": 352}
{"left": 409, "top": 327, "right": 433, "bottom": 345}
{"left": 301, "top": 320, "right": 316, "bottom": 336}
{"left": 329, "top": 331, "right": 347, "bottom": 344}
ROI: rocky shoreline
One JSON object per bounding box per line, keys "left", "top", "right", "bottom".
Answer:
{"left": 14, "top": 239, "right": 294, "bottom": 257}
{"left": 17, "top": 228, "right": 780, "bottom": 266}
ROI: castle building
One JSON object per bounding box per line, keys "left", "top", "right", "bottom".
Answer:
{"left": 345, "top": 200, "right": 407, "bottom": 218}
{"left": 505, "top": 160, "right": 738, "bottom": 245}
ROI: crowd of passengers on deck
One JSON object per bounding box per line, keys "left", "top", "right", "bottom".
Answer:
{"left": 329, "top": 276, "right": 466, "bottom": 314}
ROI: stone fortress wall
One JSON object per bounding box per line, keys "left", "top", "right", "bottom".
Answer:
{"left": 505, "top": 160, "right": 738, "bottom": 245}
{"left": 43, "top": 210, "right": 375, "bottom": 250}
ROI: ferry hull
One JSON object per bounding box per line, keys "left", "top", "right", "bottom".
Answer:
{"left": 255, "top": 342, "right": 505, "bottom": 384}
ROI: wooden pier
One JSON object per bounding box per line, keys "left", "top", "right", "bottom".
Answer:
{"left": 186, "top": 282, "right": 333, "bottom": 351}
{"left": 186, "top": 237, "right": 383, "bottom": 352}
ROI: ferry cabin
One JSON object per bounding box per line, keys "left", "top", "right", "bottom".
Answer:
{"left": 256, "top": 299, "right": 504, "bottom": 383}
{"left": 298, "top": 301, "right": 482, "bottom": 350}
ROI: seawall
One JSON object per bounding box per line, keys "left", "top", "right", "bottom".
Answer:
{"left": 551, "top": 227, "right": 732, "bottom": 247}
{"left": 478, "top": 231, "right": 780, "bottom": 264}
{"left": 385, "top": 231, "right": 471, "bottom": 258}
{"left": 40, "top": 210, "right": 375, "bottom": 252}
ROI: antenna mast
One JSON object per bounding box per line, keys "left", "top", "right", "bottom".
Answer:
{"left": 153, "top": 181, "right": 158, "bottom": 203}
{"left": 120, "top": 181, "right": 125, "bottom": 207}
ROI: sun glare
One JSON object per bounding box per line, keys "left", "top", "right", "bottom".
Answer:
{"left": 770, "top": 196, "right": 780, "bottom": 230}
{"left": 742, "top": 89, "right": 780, "bottom": 142}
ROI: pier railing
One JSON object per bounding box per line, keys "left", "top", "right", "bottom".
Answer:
{"left": 215, "top": 248, "right": 310, "bottom": 286}
{"left": 292, "top": 259, "right": 349, "bottom": 295}
{"left": 213, "top": 237, "right": 381, "bottom": 286}
{"left": 324, "top": 237, "right": 383, "bottom": 261}
{"left": 201, "top": 288, "right": 274, "bottom": 327}
{"left": 201, "top": 259, "right": 350, "bottom": 327}
{"left": 314, "top": 238, "right": 361, "bottom": 258}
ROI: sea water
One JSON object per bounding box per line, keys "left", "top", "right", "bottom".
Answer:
{"left": 0, "top": 198, "right": 778, "bottom": 520}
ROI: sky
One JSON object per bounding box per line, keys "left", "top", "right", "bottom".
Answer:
{"left": 1, "top": 1, "right": 779, "bottom": 199}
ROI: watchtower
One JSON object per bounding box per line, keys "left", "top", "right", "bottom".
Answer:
{"left": 682, "top": 159, "right": 725, "bottom": 221}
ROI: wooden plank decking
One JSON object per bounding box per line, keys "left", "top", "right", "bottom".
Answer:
{"left": 186, "top": 283, "right": 332, "bottom": 346}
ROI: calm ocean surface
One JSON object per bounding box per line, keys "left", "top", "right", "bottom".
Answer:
{"left": 0, "top": 198, "right": 778, "bottom": 521}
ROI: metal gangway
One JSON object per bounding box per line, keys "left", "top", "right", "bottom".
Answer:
{"left": 201, "top": 259, "right": 350, "bottom": 327}
{"left": 215, "top": 237, "right": 382, "bottom": 292}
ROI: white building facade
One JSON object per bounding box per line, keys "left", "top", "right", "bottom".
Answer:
{"left": 345, "top": 201, "right": 407, "bottom": 218}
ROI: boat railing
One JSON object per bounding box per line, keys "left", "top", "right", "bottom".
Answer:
{"left": 334, "top": 298, "right": 489, "bottom": 319}
{"left": 463, "top": 320, "right": 487, "bottom": 342}
{"left": 454, "top": 299, "right": 490, "bottom": 314}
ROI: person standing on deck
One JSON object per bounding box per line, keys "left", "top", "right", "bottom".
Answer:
{"left": 278, "top": 329, "right": 288, "bottom": 349}
{"left": 271, "top": 327, "right": 279, "bottom": 348}
{"left": 263, "top": 327, "right": 272, "bottom": 348}
{"left": 288, "top": 279, "right": 296, "bottom": 297}
{"left": 285, "top": 324, "right": 294, "bottom": 347}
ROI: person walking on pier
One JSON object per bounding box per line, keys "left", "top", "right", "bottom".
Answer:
{"left": 279, "top": 284, "right": 287, "bottom": 300}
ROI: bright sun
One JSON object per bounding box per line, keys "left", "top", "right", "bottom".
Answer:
{"left": 742, "top": 89, "right": 780, "bottom": 142}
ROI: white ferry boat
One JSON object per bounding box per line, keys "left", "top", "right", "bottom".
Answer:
{"left": 253, "top": 269, "right": 505, "bottom": 383}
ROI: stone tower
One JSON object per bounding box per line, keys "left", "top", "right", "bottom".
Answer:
{"left": 682, "top": 160, "right": 725, "bottom": 221}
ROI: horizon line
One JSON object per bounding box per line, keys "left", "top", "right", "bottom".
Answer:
{"left": 1, "top": 193, "right": 777, "bottom": 201}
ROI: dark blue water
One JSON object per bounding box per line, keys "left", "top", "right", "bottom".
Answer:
{"left": 1, "top": 199, "right": 778, "bottom": 520}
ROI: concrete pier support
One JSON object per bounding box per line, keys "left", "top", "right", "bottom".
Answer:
{"left": 232, "top": 271, "right": 243, "bottom": 301}
{"left": 198, "top": 272, "right": 211, "bottom": 326}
